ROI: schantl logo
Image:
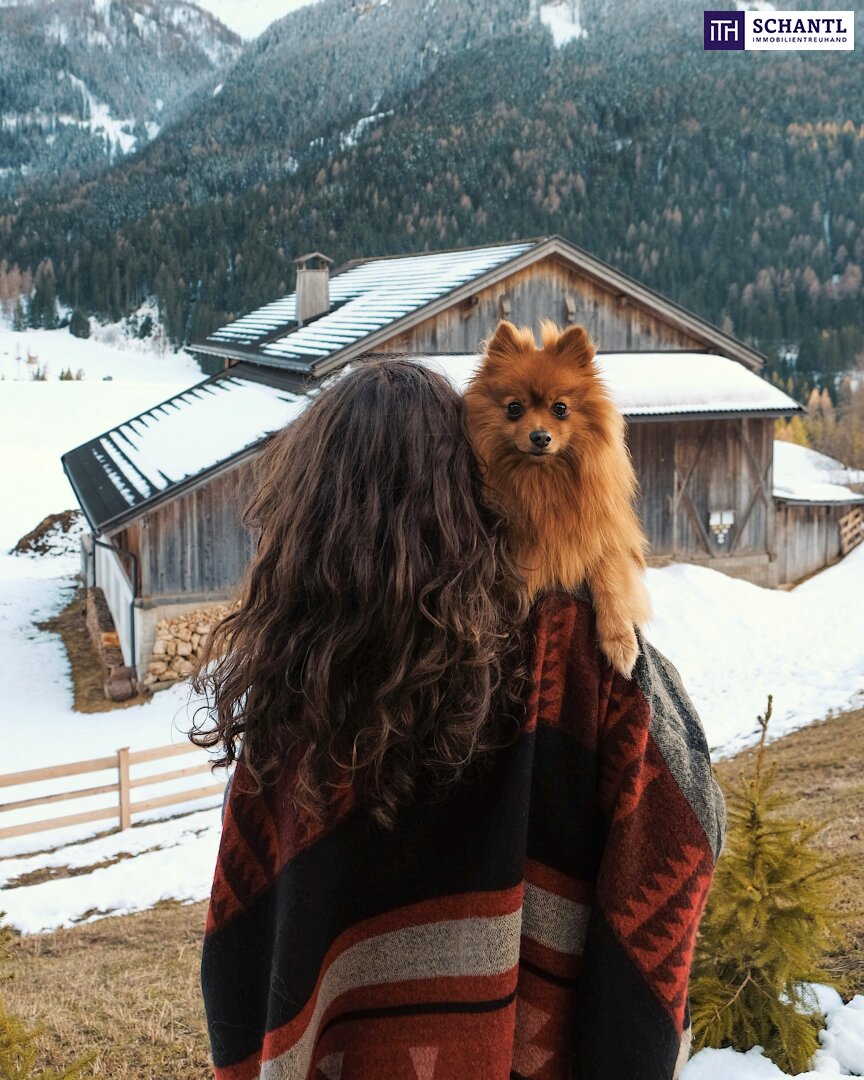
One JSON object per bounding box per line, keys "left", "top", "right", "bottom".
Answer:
{"left": 704, "top": 10, "right": 745, "bottom": 49}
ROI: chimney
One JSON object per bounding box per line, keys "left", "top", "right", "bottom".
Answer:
{"left": 294, "top": 252, "right": 333, "bottom": 325}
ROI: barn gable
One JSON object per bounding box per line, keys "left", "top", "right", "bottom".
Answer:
{"left": 188, "top": 236, "right": 767, "bottom": 375}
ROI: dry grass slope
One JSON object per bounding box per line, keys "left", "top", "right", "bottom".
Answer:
{"left": 4, "top": 705, "right": 863, "bottom": 1075}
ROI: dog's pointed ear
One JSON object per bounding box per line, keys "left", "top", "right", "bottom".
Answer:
{"left": 555, "top": 324, "right": 596, "bottom": 368}
{"left": 483, "top": 320, "right": 534, "bottom": 364}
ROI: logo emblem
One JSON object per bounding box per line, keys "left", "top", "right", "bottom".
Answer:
{"left": 704, "top": 10, "right": 746, "bottom": 49}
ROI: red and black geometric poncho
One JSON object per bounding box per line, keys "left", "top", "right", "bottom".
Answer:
{"left": 201, "top": 587, "right": 726, "bottom": 1079}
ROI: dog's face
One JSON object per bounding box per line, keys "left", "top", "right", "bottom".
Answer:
{"left": 465, "top": 320, "right": 612, "bottom": 468}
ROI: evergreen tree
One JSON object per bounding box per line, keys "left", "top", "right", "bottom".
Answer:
{"left": 68, "top": 309, "right": 90, "bottom": 339}
{"left": 690, "top": 696, "right": 850, "bottom": 1074}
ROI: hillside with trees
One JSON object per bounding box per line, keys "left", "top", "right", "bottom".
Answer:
{"left": 1, "top": 0, "right": 862, "bottom": 402}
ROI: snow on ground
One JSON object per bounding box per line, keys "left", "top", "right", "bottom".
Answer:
{"left": 683, "top": 986, "right": 864, "bottom": 1077}
{"left": 539, "top": 0, "right": 586, "bottom": 46}
{"left": 0, "top": 326, "right": 200, "bottom": 551}
{"left": 0, "top": 330, "right": 221, "bottom": 929}
{"left": 3, "top": 530, "right": 863, "bottom": 932}
{"left": 1, "top": 336, "right": 863, "bottom": 1080}
{"left": 645, "top": 540, "right": 864, "bottom": 756}
{"left": 0, "top": 805, "right": 222, "bottom": 934}
{"left": 0, "top": 323, "right": 198, "bottom": 384}
{"left": 774, "top": 440, "right": 864, "bottom": 502}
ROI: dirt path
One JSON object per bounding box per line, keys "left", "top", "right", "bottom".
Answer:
{"left": 5, "top": 705, "right": 864, "bottom": 1075}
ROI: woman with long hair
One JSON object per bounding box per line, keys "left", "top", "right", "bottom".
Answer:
{"left": 193, "top": 356, "right": 725, "bottom": 1080}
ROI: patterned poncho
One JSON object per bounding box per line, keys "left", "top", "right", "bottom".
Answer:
{"left": 202, "top": 587, "right": 726, "bottom": 1079}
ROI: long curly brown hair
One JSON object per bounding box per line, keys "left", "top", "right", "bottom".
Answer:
{"left": 189, "top": 357, "right": 531, "bottom": 829}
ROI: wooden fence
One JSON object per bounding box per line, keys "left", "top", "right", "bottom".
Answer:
{"left": 0, "top": 743, "right": 223, "bottom": 842}
{"left": 839, "top": 506, "right": 864, "bottom": 556}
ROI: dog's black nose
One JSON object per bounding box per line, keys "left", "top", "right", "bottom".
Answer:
{"left": 529, "top": 430, "right": 552, "bottom": 448}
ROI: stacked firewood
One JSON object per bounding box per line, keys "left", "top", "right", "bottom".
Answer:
{"left": 143, "top": 604, "right": 233, "bottom": 688}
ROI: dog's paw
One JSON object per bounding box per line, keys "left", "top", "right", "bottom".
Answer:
{"left": 598, "top": 623, "right": 640, "bottom": 680}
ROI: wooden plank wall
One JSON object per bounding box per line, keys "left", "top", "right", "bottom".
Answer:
{"left": 138, "top": 461, "right": 257, "bottom": 599}
{"left": 774, "top": 501, "right": 850, "bottom": 584}
{"left": 375, "top": 256, "right": 710, "bottom": 355}
{"left": 627, "top": 421, "right": 676, "bottom": 554}
{"left": 628, "top": 418, "right": 773, "bottom": 558}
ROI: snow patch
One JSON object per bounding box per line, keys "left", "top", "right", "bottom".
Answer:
{"left": 774, "top": 441, "right": 864, "bottom": 503}
{"left": 683, "top": 988, "right": 864, "bottom": 1077}
{"left": 339, "top": 109, "right": 393, "bottom": 149}
{"left": 539, "top": 0, "right": 586, "bottom": 47}
{"left": 735, "top": 1, "right": 777, "bottom": 11}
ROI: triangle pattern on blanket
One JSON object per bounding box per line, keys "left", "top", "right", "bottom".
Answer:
{"left": 314, "top": 1051, "right": 344, "bottom": 1079}
{"left": 409, "top": 1045, "right": 439, "bottom": 1079}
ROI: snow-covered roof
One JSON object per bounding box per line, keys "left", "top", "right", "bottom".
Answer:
{"left": 205, "top": 242, "right": 534, "bottom": 359}
{"left": 773, "top": 441, "right": 864, "bottom": 504}
{"left": 64, "top": 351, "right": 802, "bottom": 533}
{"left": 421, "top": 351, "right": 803, "bottom": 418}
{"left": 190, "top": 236, "right": 768, "bottom": 376}
{"left": 62, "top": 369, "right": 308, "bottom": 531}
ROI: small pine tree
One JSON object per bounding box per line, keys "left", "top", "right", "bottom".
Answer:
{"left": 690, "top": 696, "right": 849, "bottom": 1073}
{"left": 0, "top": 913, "right": 92, "bottom": 1079}
{"left": 68, "top": 309, "right": 90, "bottom": 340}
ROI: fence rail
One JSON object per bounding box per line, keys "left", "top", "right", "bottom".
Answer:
{"left": 0, "top": 743, "right": 223, "bottom": 842}
{"left": 839, "top": 506, "right": 864, "bottom": 556}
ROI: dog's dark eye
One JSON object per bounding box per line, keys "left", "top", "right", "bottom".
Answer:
{"left": 506, "top": 402, "right": 524, "bottom": 419}
{"left": 551, "top": 402, "right": 569, "bottom": 419}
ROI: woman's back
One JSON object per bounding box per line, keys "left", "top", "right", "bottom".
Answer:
{"left": 202, "top": 585, "right": 725, "bottom": 1080}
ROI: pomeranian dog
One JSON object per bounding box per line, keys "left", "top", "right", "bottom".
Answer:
{"left": 464, "top": 319, "right": 651, "bottom": 679}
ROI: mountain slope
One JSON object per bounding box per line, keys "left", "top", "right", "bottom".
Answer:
{"left": 1, "top": 0, "right": 862, "bottom": 397}
{"left": 0, "top": 0, "right": 241, "bottom": 192}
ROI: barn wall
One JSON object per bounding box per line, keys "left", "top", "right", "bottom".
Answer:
{"left": 140, "top": 460, "right": 257, "bottom": 600}
{"left": 112, "top": 523, "right": 143, "bottom": 593}
{"left": 666, "top": 417, "right": 772, "bottom": 558}
{"left": 627, "top": 421, "right": 676, "bottom": 554}
{"left": 374, "top": 256, "right": 709, "bottom": 355}
{"left": 773, "top": 501, "right": 851, "bottom": 584}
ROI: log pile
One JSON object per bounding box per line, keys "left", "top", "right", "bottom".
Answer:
{"left": 143, "top": 604, "right": 233, "bottom": 689}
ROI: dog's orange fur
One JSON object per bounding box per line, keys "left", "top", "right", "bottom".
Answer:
{"left": 464, "top": 319, "right": 652, "bottom": 679}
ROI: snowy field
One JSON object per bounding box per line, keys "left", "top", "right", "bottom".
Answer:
{"left": 0, "top": 325, "right": 201, "bottom": 548}
{"left": 1, "top": 326, "right": 863, "bottom": 1076}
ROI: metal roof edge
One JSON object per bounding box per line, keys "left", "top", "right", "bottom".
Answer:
{"left": 60, "top": 453, "right": 100, "bottom": 533}
{"left": 626, "top": 405, "right": 805, "bottom": 423}
{"left": 773, "top": 493, "right": 864, "bottom": 506}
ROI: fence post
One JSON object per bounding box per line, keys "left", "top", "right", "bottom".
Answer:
{"left": 117, "top": 747, "right": 131, "bottom": 830}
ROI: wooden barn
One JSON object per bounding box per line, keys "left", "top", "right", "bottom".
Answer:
{"left": 63, "top": 235, "right": 812, "bottom": 679}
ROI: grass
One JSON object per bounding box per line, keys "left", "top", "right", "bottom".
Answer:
{"left": 3, "top": 704, "right": 863, "bottom": 1075}
{"left": 37, "top": 587, "right": 148, "bottom": 713}
{"left": 4, "top": 900, "right": 211, "bottom": 1079}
